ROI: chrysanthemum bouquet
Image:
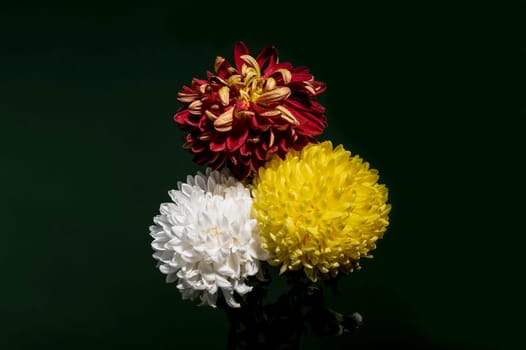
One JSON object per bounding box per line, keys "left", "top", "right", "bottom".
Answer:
{"left": 150, "top": 42, "right": 391, "bottom": 349}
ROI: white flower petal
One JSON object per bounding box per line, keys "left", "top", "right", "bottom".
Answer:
{"left": 180, "top": 182, "right": 193, "bottom": 196}
{"left": 234, "top": 282, "right": 252, "bottom": 295}
{"left": 170, "top": 226, "right": 184, "bottom": 238}
{"left": 216, "top": 260, "right": 235, "bottom": 277}
{"left": 195, "top": 173, "right": 207, "bottom": 191}
{"left": 166, "top": 273, "right": 178, "bottom": 283}
{"left": 151, "top": 240, "right": 168, "bottom": 251}
{"left": 185, "top": 175, "right": 194, "bottom": 186}
{"left": 157, "top": 250, "right": 174, "bottom": 263}
{"left": 222, "top": 289, "right": 241, "bottom": 308}
{"left": 244, "top": 260, "right": 258, "bottom": 276}
{"left": 159, "top": 203, "right": 176, "bottom": 215}
{"left": 206, "top": 174, "right": 217, "bottom": 192}
{"left": 159, "top": 264, "right": 177, "bottom": 274}
{"left": 215, "top": 274, "right": 231, "bottom": 288}
{"left": 200, "top": 291, "right": 218, "bottom": 307}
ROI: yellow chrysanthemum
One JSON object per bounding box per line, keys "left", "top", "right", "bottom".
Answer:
{"left": 252, "top": 141, "right": 391, "bottom": 282}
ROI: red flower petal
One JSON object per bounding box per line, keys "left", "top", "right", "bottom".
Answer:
{"left": 210, "top": 136, "right": 227, "bottom": 151}
{"left": 174, "top": 109, "right": 190, "bottom": 124}
{"left": 289, "top": 67, "right": 314, "bottom": 83}
{"left": 191, "top": 143, "right": 206, "bottom": 153}
{"left": 193, "top": 150, "right": 215, "bottom": 165}
{"left": 253, "top": 145, "right": 266, "bottom": 161}
{"left": 234, "top": 41, "right": 250, "bottom": 72}
{"left": 284, "top": 98, "right": 325, "bottom": 114}
{"left": 209, "top": 152, "right": 227, "bottom": 169}
{"left": 226, "top": 125, "right": 249, "bottom": 152}
{"left": 255, "top": 45, "right": 278, "bottom": 71}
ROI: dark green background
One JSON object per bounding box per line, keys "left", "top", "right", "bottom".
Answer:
{"left": 1, "top": 1, "right": 524, "bottom": 349}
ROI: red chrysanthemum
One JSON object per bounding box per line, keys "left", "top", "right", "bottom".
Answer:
{"left": 174, "top": 41, "right": 327, "bottom": 179}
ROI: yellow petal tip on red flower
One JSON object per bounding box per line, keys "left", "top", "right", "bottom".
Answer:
{"left": 252, "top": 141, "right": 391, "bottom": 282}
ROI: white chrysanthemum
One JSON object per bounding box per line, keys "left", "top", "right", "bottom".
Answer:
{"left": 149, "top": 168, "right": 267, "bottom": 308}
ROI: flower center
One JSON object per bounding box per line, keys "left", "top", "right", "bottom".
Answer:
{"left": 210, "top": 54, "right": 295, "bottom": 132}
{"left": 215, "top": 54, "right": 291, "bottom": 109}
{"left": 203, "top": 226, "right": 235, "bottom": 246}
{"left": 203, "top": 226, "right": 221, "bottom": 239}
{"left": 231, "top": 55, "right": 265, "bottom": 106}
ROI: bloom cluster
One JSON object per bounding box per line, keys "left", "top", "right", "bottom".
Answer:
{"left": 150, "top": 42, "right": 391, "bottom": 309}
{"left": 173, "top": 41, "right": 326, "bottom": 180}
